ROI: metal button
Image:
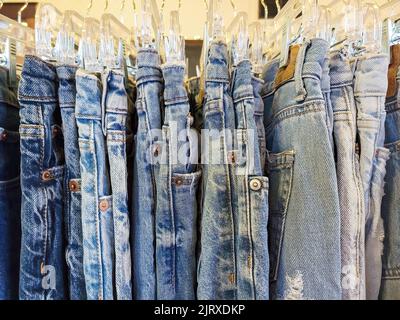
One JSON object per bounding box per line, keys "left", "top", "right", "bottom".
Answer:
{"left": 0, "top": 131, "right": 8, "bottom": 141}
{"left": 42, "top": 171, "right": 52, "bottom": 181}
{"left": 153, "top": 145, "right": 160, "bottom": 158}
{"left": 99, "top": 199, "right": 109, "bottom": 212}
{"left": 69, "top": 180, "right": 80, "bottom": 192}
{"left": 174, "top": 177, "right": 184, "bottom": 186}
{"left": 250, "top": 179, "right": 262, "bottom": 191}
{"left": 228, "top": 273, "right": 235, "bottom": 285}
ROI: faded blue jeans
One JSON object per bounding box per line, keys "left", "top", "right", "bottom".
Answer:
{"left": 197, "top": 42, "right": 236, "bottom": 300}
{"left": 18, "top": 55, "right": 67, "bottom": 300}
{"left": 56, "top": 65, "right": 86, "bottom": 300}
{"left": 329, "top": 51, "right": 365, "bottom": 300}
{"left": 265, "top": 40, "right": 341, "bottom": 300}
{"left": 230, "top": 59, "right": 269, "bottom": 300}
{"left": 0, "top": 67, "right": 21, "bottom": 300}
{"left": 380, "top": 47, "right": 400, "bottom": 300}
{"left": 132, "top": 49, "right": 162, "bottom": 300}
{"left": 155, "top": 63, "right": 201, "bottom": 300}
{"left": 353, "top": 54, "right": 389, "bottom": 300}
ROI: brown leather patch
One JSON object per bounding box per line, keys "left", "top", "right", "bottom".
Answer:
{"left": 274, "top": 45, "right": 301, "bottom": 89}
{"left": 387, "top": 44, "right": 400, "bottom": 98}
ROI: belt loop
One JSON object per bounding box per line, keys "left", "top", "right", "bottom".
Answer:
{"left": 294, "top": 41, "right": 310, "bottom": 102}
{"left": 101, "top": 70, "right": 110, "bottom": 136}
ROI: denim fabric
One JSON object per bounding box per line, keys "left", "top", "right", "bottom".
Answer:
{"left": 230, "top": 60, "right": 269, "bottom": 300}
{"left": 261, "top": 59, "right": 280, "bottom": 135}
{"left": 76, "top": 70, "right": 114, "bottom": 300}
{"left": 329, "top": 52, "right": 366, "bottom": 300}
{"left": 380, "top": 64, "right": 400, "bottom": 300}
{"left": 18, "top": 55, "right": 67, "bottom": 300}
{"left": 353, "top": 54, "right": 389, "bottom": 300}
{"left": 103, "top": 69, "right": 132, "bottom": 300}
{"left": 252, "top": 77, "right": 266, "bottom": 170}
{"left": 265, "top": 40, "right": 341, "bottom": 300}
{"left": 56, "top": 65, "right": 86, "bottom": 300}
{"left": 322, "top": 56, "right": 334, "bottom": 150}
{"left": 132, "top": 49, "right": 163, "bottom": 300}
{"left": 0, "top": 67, "right": 21, "bottom": 300}
{"left": 197, "top": 42, "right": 236, "bottom": 300}
{"left": 156, "top": 63, "right": 201, "bottom": 300}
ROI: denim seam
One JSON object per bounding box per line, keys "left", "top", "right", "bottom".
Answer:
{"left": 0, "top": 175, "right": 20, "bottom": 190}
{"left": 265, "top": 101, "right": 325, "bottom": 134}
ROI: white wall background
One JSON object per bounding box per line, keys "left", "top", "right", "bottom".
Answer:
{"left": 5, "top": 0, "right": 261, "bottom": 39}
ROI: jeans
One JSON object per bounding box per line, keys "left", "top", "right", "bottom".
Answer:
{"left": 230, "top": 60, "right": 269, "bottom": 300}
{"left": 18, "top": 55, "right": 67, "bottom": 300}
{"left": 252, "top": 77, "right": 266, "bottom": 170}
{"left": 56, "top": 65, "right": 86, "bottom": 300}
{"left": 265, "top": 39, "right": 341, "bottom": 300}
{"left": 353, "top": 54, "right": 389, "bottom": 300}
{"left": 76, "top": 70, "right": 114, "bottom": 300}
{"left": 103, "top": 69, "right": 133, "bottom": 300}
{"left": 197, "top": 42, "right": 236, "bottom": 300}
{"left": 329, "top": 51, "right": 366, "bottom": 300}
{"left": 155, "top": 63, "right": 201, "bottom": 300}
{"left": 0, "top": 67, "right": 21, "bottom": 300}
{"left": 132, "top": 49, "right": 163, "bottom": 300}
{"left": 380, "top": 47, "right": 400, "bottom": 300}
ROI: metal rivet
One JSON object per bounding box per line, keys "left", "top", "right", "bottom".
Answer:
{"left": 228, "top": 151, "right": 236, "bottom": 164}
{"left": 99, "top": 199, "right": 109, "bottom": 212}
{"left": 69, "top": 181, "right": 79, "bottom": 192}
{"left": 0, "top": 131, "right": 8, "bottom": 141}
{"left": 42, "top": 171, "right": 52, "bottom": 181}
{"left": 250, "top": 179, "right": 262, "bottom": 191}
{"left": 175, "top": 178, "right": 183, "bottom": 186}
{"left": 228, "top": 273, "right": 235, "bottom": 285}
{"left": 153, "top": 145, "right": 160, "bottom": 158}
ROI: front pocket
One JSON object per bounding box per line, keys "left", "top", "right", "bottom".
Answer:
{"left": 267, "top": 150, "right": 295, "bottom": 281}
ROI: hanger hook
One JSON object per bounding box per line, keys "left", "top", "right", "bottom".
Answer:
{"left": 230, "top": 0, "right": 237, "bottom": 16}
{"left": 179, "top": 0, "right": 182, "bottom": 10}
{"left": 18, "top": 0, "right": 29, "bottom": 24}
{"left": 261, "top": 0, "right": 268, "bottom": 19}
{"left": 87, "top": 0, "right": 93, "bottom": 16}
{"left": 203, "top": 0, "right": 208, "bottom": 11}
{"left": 160, "top": 0, "right": 166, "bottom": 16}
{"left": 104, "top": 0, "right": 109, "bottom": 11}
{"left": 0, "top": 1, "right": 3, "bottom": 11}
{"left": 121, "top": 0, "right": 126, "bottom": 11}
{"left": 132, "top": 0, "right": 136, "bottom": 11}
{"left": 275, "top": 0, "right": 281, "bottom": 13}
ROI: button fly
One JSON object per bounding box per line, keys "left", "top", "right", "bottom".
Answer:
{"left": 250, "top": 179, "right": 262, "bottom": 191}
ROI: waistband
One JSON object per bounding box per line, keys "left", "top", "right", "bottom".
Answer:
{"left": 231, "top": 59, "right": 253, "bottom": 102}
{"left": 75, "top": 69, "right": 103, "bottom": 120}
{"left": 136, "top": 49, "right": 163, "bottom": 85}
{"left": 329, "top": 51, "right": 354, "bottom": 88}
{"left": 103, "top": 69, "right": 128, "bottom": 114}
{"left": 206, "top": 41, "right": 229, "bottom": 84}
{"left": 321, "top": 56, "right": 330, "bottom": 92}
{"left": 18, "top": 55, "right": 58, "bottom": 103}
{"left": 261, "top": 59, "right": 280, "bottom": 97}
{"left": 354, "top": 54, "right": 389, "bottom": 97}
{"left": 162, "top": 62, "right": 189, "bottom": 106}
{"left": 56, "top": 65, "right": 78, "bottom": 107}
{"left": 252, "top": 76, "right": 264, "bottom": 114}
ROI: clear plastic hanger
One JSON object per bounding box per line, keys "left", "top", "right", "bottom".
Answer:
{"left": 99, "top": 0, "right": 133, "bottom": 69}
{"left": 249, "top": 21, "right": 264, "bottom": 75}
{"left": 226, "top": 11, "right": 249, "bottom": 66}
{"left": 164, "top": 2, "right": 185, "bottom": 64}
{"left": 78, "top": 0, "right": 101, "bottom": 72}
{"left": 136, "top": 0, "right": 162, "bottom": 51}
{"left": 361, "top": 2, "right": 382, "bottom": 55}
{"left": 17, "top": 0, "right": 29, "bottom": 25}
{"left": 302, "top": 1, "right": 332, "bottom": 43}
{"left": 381, "top": 0, "right": 400, "bottom": 54}
{"left": 0, "top": 3, "right": 34, "bottom": 87}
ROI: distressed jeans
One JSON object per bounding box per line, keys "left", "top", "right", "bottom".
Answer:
{"left": 265, "top": 39, "right": 342, "bottom": 300}
{"left": 18, "top": 55, "right": 67, "bottom": 300}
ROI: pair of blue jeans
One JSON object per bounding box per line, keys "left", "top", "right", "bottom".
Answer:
{"left": 18, "top": 55, "right": 67, "bottom": 300}
{"left": 380, "top": 44, "right": 400, "bottom": 300}
{"left": 230, "top": 59, "right": 269, "bottom": 300}
{"left": 265, "top": 39, "right": 342, "bottom": 300}
{"left": 56, "top": 65, "right": 86, "bottom": 300}
{"left": 329, "top": 51, "right": 366, "bottom": 300}
{"left": 76, "top": 69, "right": 132, "bottom": 300}
{"left": 0, "top": 67, "right": 21, "bottom": 300}
{"left": 353, "top": 54, "right": 389, "bottom": 300}
{"left": 155, "top": 63, "right": 201, "bottom": 300}
{"left": 132, "top": 49, "right": 163, "bottom": 300}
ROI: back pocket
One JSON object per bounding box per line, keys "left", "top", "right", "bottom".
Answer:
{"left": 267, "top": 150, "right": 295, "bottom": 281}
